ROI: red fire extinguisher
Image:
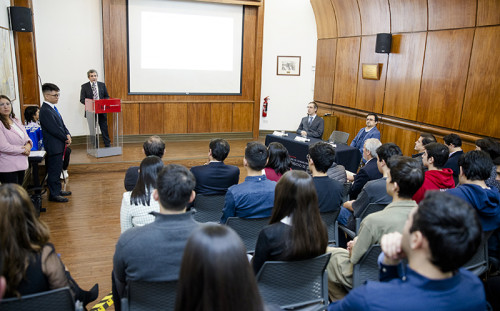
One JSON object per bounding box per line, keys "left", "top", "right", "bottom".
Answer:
{"left": 262, "top": 96, "right": 269, "bottom": 117}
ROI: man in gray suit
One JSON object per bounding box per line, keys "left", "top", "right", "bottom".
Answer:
{"left": 297, "top": 102, "right": 324, "bottom": 139}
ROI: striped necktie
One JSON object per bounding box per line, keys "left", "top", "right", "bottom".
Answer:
{"left": 308, "top": 116, "right": 313, "bottom": 125}
{"left": 92, "top": 82, "right": 99, "bottom": 100}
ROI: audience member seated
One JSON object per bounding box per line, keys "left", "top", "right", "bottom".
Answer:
{"left": 443, "top": 133, "right": 464, "bottom": 185}
{"left": 297, "top": 101, "right": 324, "bottom": 139}
{"left": 327, "top": 160, "right": 347, "bottom": 183}
{"left": 176, "top": 225, "right": 275, "bottom": 311}
{"left": 120, "top": 156, "right": 163, "bottom": 233}
{"left": 327, "top": 156, "right": 424, "bottom": 300}
{"left": 350, "top": 113, "right": 381, "bottom": 157}
{"left": 0, "top": 184, "right": 98, "bottom": 307}
{"left": 0, "top": 95, "right": 32, "bottom": 185}
{"left": 412, "top": 142, "right": 454, "bottom": 203}
{"left": 308, "top": 142, "right": 343, "bottom": 213}
{"left": 24, "top": 105, "right": 43, "bottom": 151}
{"left": 190, "top": 138, "right": 240, "bottom": 195}
{"left": 113, "top": 164, "right": 199, "bottom": 311}
{"left": 338, "top": 143, "right": 402, "bottom": 231}
{"left": 328, "top": 191, "right": 486, "bottom": 311}
{"left": 252, "top": 170, "right": 328, "bottom": 273}
{"left": 476, "top": 137, "right": 500, "bottom": 192}
{"left": 495, "top": 157, "right": 500, "bottom": 182}
{"left": 412, "top": 133, "right": 436, "bottom": 163}
{"left": 264, "top": 142, "right": 291, "bottom": 182}
{"left": 124, "top": 135, "right": 165, "bottom": 191}
{"left": 348, "top": 138, "right": 382, "bottom": 200}
{"left": 220, "top": 142, "right": 276, "bottom": 224}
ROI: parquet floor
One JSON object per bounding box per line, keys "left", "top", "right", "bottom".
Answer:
{"left": 39, "top": 138, "right": 260, "bottom": 309}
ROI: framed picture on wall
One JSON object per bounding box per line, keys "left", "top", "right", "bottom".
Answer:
{"left": 277, "top": 56, "right": 301, "bottom": 76}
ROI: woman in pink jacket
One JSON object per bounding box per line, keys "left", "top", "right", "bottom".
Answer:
{"left": 0, "top": 95, "right": 32, "bottom": 185}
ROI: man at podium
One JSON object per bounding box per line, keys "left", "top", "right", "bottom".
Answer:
{"left": 80, "top": 69, "right": 111, "bottom": 148}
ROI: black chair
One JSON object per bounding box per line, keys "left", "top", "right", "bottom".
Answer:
{"left": 463, "top": 231, "right": 492, "bottom": 277}
{"left": 337, "top": 203, "right": 387, "bottom": 240}
{"left": 352, "top": 244, "right": 382, "bottom": 288}
{"left": 329, "top": 131, "right": 350, "bottom": 144}
{"left": 121, "top": 280, "right": 177, "bottom": 311}
{"left": 192, "top": 194, "right": 225, "bottom": 223}
{"left": 256, "top": 253, "right": 331, "bottom": 311}
{"left": 0, "top": 287, "right": 74, "bottom": 311}
{"left": 225, "top": 217, "right": 270, "bottom": 253}
{"left": 341, "top": 182, "right": 352, "bottom": 203}
{"left": 321, "top": 209, "right": 341, "bottom": 245}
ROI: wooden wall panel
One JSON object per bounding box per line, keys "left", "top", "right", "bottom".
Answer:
{"left": 310, "top": 0, "right": 338, "bottom": 39}
{"left": 314, "top": 39, "right": 337, "bottom": 104}
{"left": 122, "top": 103, "right": 140, "bottom": 135}
{"left": 477, "top": 0, "right": 500, "bottom": 26}
{"left": 357, "top": 0, "right": 390, "bottom": 35}
{"left": 417, "top": 29, "right": 474, "bottom": 129}
{"left": 187, "top": 104, "right": 211, "bottom": 133}
{"left": 210, "top": 103, "right": 233, "bottom": 132}
{"left": 330, "top": 0, "right": 361, "bottom": 37}
{"left": 428, "top": 0, "right": 476, "bottom": 30}
{"left": 333, "top": 111, "right": 365, "bottom": 145}
{"left": 139, "top": 103, "right": 164, "bottom": 134}
{"left": 389, "top": 0, "right": 427, "bottom": 33}
{"left": 356, "top": 35, "right": 388, "bottom": 114}
{"left": 163, "top": 103, "right": 187, "bottom": 134}
{"left": 232, "top": 103, "right": 253, "bottom": 132}
{"left": 461, "top": 26, "right": 500, "bottom": 138}
{"left": 380, "top": 124, "right": 418, "bottom": 156}
{"left": 333, "top": 37, "right": 360, "bottom": 108}
{"left": 383, "top": 33, "right": 426, "bottom": 120}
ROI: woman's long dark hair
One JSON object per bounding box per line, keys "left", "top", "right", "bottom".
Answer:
{"left": 24, "top": 106, "right": 39, "bottom": 123}
{"left": 175, "top": 225, "right": 265, "bottom": 311}
{"left": 265, "top": 142, "right": 291, "bottom": 175}
{"left": 130, "top": 155, "right": 164, "bottom": 206}
{"left": 0, "top": 95, "right": 15, "bottom": 130}
{"left": 0, "top": 184, "right": 51, "bottom": 297}
{"left": 270, "top": 170, "right": 327, "bottom": 260}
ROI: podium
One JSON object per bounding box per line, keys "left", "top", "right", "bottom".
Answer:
{"left": 85, "top": 98, "right": 123, "bottom": 158}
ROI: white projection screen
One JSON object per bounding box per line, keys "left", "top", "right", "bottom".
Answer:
{"left": 127, "top": 0, "right": 244, "bottom": 95}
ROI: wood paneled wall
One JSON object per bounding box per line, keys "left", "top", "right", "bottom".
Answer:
{"left": 310, "top": 0, "right": 500, "bottom": 152}
{"left": 102, "top": 0, "right": 264, "bottom": 138}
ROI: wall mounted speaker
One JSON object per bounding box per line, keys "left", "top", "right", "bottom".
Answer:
{"left": 375, "top": 33, "right": 392, "bottom": 54}
{"left": 8, "top": 6, "right": 33, "bottom": 32}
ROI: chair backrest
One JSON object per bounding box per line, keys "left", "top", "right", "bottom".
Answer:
{"left": 352, "top": 244, "right": 382, "bottom": 288}
{"left": 123, "top": 280, "right": 178, "bottom": 311}
{"left": 256, "top": 253, "right": 331, "bottom": 310}
{"left": 329, "top": 131, "right": 350, "bottom": 144}
{"left": 462, "top": 231, "right": 492, "bottom": 276}
{"left": 321, "top": 209, "right": 341, "bottom": 245}
{"left": 193, "top": 194, "right": 225, "bottom": 223}
{"left": 355, "top": 203, "right": 388, "bottom": 233}
{"left": 342, "top": 182, "right": 352, "bottom": 202}
{"left": 0, "top": 287, "right": 75, "bottom": 311}
{"left": 225, "top": 217, "right": 270, "bottom": 253}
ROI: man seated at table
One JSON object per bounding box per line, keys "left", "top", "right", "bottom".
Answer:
{"left": 348, "top": 138, "right": 382, "bottom": 200}
{"left": 297, "top": 102, "right": 324, "bottom": 139}
{"left": 328, "top": 191, "right": 486, "bottom": 311}
{"left": 220, "top": 142, "right": 276, "bottom": 224}
{"left": 190, "top": 138, "right": 240, "bottom": 196}
{"left": 308, "top": 142, "right": 344, "bottom": 213}
{"left": 350, "top": 113, "right": 381, "bottom": 156}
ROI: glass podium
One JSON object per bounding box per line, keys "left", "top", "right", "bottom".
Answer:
{"left": 84, "top": 98, "right": 123, "bottom": 158}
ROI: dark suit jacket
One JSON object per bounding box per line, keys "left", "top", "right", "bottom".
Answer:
{"left": 349, "top": 158, "right": 383, "bottom": 200}
{"left": 80, "top": 81, "right": 110, "bottom": 116}
{"left": 190, "top": 161, "right": 240, "bottom": 195}
{"left": 444, "top": 150, "right": 463, "bottom": 185}
{"left": 39, "top": 102, "right": 70, "bottom": 156}
{"left": 296, "top": 115, "right": 324, "bottom": 139}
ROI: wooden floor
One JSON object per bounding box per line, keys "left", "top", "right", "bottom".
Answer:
{"left": 39, "top": 138, "right": 260, "bottom": 309}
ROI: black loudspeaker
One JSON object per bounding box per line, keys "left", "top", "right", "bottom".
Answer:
{"left": 8, "top": 6, "right": 33, "bottom": 32}
{"left": 375, "top": 33, "right": 392, "bottom": 54}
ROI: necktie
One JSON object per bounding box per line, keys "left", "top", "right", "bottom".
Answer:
{"left": 53, "top": 106, "right": 62, "bottom": 118}
{"left": 92, "top": 82, "right": 98, "bottom": 100}
{"left": 308, "top": 116, "right": 313, "bottom": 125}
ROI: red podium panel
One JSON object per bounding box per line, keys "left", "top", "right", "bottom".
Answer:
{"left": 85, "top": 98, "right": 121, "bottom": 113}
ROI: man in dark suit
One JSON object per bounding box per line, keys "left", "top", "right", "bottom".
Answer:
{"left": 297, "top": 102, "right": 324, "bottom": 139}
{"left": 80, "top": 69, "right": 111, "bottom": 147}
{"left": 190, "top": 138, "right": 240, "bottom": 196}
{"left": 443, "top": 133, "right": 464, "bottom": 186}
{"left": 348, "top": 138, "right": 383, "bottom": 200}
{"left": 39, "top": 83, "right": 72, "bottom": 202}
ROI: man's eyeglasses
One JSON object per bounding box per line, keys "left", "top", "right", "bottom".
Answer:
{"left": 366, "top": 118, "right": 375, "bottom": 121}
{"left": 48, "top": 93, "right": 61, "bottom": 98}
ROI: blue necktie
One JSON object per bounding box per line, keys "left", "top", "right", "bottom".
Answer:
{"left": 308, "top": 116, "right": 313, "bottom": 126}
{"left": 53, "top": 106, "right": 62, "bottom": 118}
